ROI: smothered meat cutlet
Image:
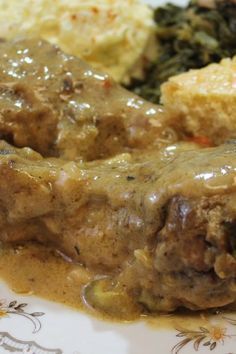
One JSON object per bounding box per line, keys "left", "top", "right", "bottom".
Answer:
{"left": 0, "top": 38, "right": 175, "bottom": 161}
{"left": 0, "top": 140, "right": 236, "bottom": 312}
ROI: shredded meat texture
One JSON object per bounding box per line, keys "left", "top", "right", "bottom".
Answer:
{"left": 0, "top": 140, "right": 236, "bottom": 312}
{"left": 0, "top": 38, "right": 176, "bottom": 161}
{"left": 0, "top": 38, "right": 236, "bottom": 314}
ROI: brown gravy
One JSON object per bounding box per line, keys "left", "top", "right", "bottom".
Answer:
{"left": 0, "top": 243, "right": 224, "bottom": 329}
{"left": 0, "top": 244, "right": 92, "bottom": 311}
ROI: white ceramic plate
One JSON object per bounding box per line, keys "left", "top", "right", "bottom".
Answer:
{"left": 1, "top": 1, "right": 236, "bottom": 354}
{"left": 1, "top": 280, "right": 236, "bottom": 354}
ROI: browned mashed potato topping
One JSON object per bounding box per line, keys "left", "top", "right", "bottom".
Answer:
{"left": 0, "top": 0, "right": 155, "bottom": 84}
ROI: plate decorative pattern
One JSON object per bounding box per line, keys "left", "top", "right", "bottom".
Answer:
{"left": 172, "top": 317, "right": 236, "bottom": 354}
{"left": 0, "top": 332, "right": 62, "bottom": 354}
{"left": 0, "top": 298, "right": 62, "bottom": 353}
{"left": 171, "top": 318, "right": 236, "bottom": 354}
{"left": 1, "top": 290, "right": 236, "bottom": 353}
{"left": 0, "top": 299, "right": 44, "bottom": 334}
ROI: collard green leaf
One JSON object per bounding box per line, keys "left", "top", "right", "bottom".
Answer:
{"left": 129, "top": 0, "right": 236, "bottom": 103}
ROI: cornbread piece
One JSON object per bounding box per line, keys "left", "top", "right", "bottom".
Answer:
{"left": 161, "top": 57, "right": 236, "bottom": 144}
{"left": 0, "top": 38, "right": 175, "bottom": 161}
{"left": 1, "top": 140, "right": 236, "bottom": 312}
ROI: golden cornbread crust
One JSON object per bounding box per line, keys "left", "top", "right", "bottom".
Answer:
{"left": 161, "top": 57, "right": 236, "bottom": 144}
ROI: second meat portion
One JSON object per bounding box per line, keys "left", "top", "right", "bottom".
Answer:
{"left": 0, "top": 38, "right": 175, "bottom": 161}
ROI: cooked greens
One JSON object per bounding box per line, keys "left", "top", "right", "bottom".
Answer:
{"left": 129, "top": 0, "right": 236, "bottom": 103}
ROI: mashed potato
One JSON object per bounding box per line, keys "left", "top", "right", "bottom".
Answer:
{"left": 0, "top": 0, "right": 154, "bottom": 83}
